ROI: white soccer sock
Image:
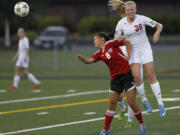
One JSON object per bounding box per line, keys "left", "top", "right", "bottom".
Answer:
{"left": 127, "top": 105, "right": 134, "bottom": 123}
{"left": 13, "top": 75, "right": 20, "bottom": 88}
{"left": 151, "top": 82, "right": 163, "bottom": 105}
{"left": 118, "top": 99, "right": 126, "bottom": 112}
{"left": 140, "top": 64, "right": 143, "bottom": 80}
{"left": 28, "top": 73, "right": 40, "bottom": 85}
{"left": 136, "top": 83, "right": 148, "bottom": 103}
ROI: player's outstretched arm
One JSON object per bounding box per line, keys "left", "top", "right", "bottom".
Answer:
{"left": 153, "top": 22, "right": 163, "bottom": 43}
{"left": 124, "top": 40, "right": 131, "bottom": 61}
{"left": 76, "top": 54, "right": 95, "bottom": 64}
{"left": 11, "top": 51, "right": 19, "bottom": 63}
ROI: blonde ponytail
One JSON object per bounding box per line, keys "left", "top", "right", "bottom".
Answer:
{"left": 108, "top": 0, "right": 126, "bottom": 17}
{"left": 109, "top": 0, "right": 137, "bottom": 18}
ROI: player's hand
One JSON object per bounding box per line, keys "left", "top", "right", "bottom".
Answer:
{"left": 76, "top": 54, "right": 83, "bottom": 60}
{"left": 11, "top": 57, "right": 16, "bottom": 63}
{"left": 114, "top": 35, "right": 126, "bottom": 41}
{"left": 24, "top": 57, "right": 27, "bottom": 62}
{"left": 153, "top": 32, "right": 160, "bottom": 43}
{"left": 126, "top": 56, "right": 130, "bottom": 61}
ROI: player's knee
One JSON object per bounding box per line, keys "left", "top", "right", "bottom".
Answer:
{"left": 15, "top": 69, "right": 19, "bottom": 75}
{"left": 133, "top": 75, "right": 141, "bottom": 84}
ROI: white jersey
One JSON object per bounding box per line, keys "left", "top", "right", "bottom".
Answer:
{"left": 115, "top": 14, "right": 156, "bottom": 50}
{"left": 18, "top": 37, "right": 29, "bottom": 58}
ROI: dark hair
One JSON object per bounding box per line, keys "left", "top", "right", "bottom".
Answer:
{"left": 95, "top": 33, "right": 111, "bottom": 41}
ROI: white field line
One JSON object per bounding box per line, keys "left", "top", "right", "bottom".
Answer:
{"left": 172, "top": 89, "right": 180, "bottom": 93}
{"left": 0, "top": 90, "right": 7, "bottom": 93}
{"left": 36, "top": 112, "right": 49, "bottom": 115}
{"left": 0, "top": 105, "right": 180, "bottom": 135}
{"left": 0, "top": 90, "right": 108, "bottom": 105}
{"left": 163, "top": 97, "right": 180, "bottom": 101}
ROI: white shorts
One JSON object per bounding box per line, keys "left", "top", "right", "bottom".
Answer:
{"left": 129, "top": 47, "right": 153, "bottom": 65}
{"left": 16, "top": 57, "right": 29, "bottom": 68}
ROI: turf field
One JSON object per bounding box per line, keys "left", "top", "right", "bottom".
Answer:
{"left": 0, "top": 78, "right": 180, "bottom": 135}
{"left": 0, "top": 49, "right": 180, "bottom": 135}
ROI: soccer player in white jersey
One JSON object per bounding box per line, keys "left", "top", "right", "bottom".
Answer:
{"left": 9, "top": 28, "right": 40, "bottom": 90}
{"left": 109, "top": 0, "right": 166, "bottom": 118}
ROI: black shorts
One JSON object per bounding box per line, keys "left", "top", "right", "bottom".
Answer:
{"left": 110, "top": 72, "right": 135, "bottom": 93}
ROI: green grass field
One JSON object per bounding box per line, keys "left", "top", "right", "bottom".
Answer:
{"left": 0, "top": 49, "right": 180, "bottom": 135}
{"left": 0, "top": 78, "right": 180, "bottom": 135}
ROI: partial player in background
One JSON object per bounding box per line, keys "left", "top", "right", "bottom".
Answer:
{"left": 9, "top": 28, "right": 40, "bottom": 90}
{"left": 109, "top": 0, "right": 165, "bottom": 118}
{"left": 77, "top": 33, "right": 146, "bottom": 135}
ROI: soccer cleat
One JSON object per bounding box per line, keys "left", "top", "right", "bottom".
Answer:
{"left": 143, "top": 100, "right": 152, "bottom": 113}
{"left": 100, "top": 129, "right": 111, "bottom": 135}
{"left": 159, "top": 104, "right": 166, "bottom": 118}
{"left": 139, "top": 123, "right": 146, "bottom": 135}
{"left": 124, "top": 121, "right": 132, "bottom": 128}
{"left": 118, "top": 108, "right": 127, "bottom": 121}
{"left": 8, "top": 85, "right": 17, "bottom": 90}
{"left": 34, "top": 83, "right": 41, "bottom": 89}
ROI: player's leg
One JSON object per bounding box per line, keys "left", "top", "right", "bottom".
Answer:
{"left": 143, "top": 62, "right": 165, "bottom": 117}
{"left": 125, "top": 105, "right": 133, "bottom": 128}
{"left": 130, "top": 63, "right": 142, "bottom": 86}
{"left": 9, "top": 59, "right": 22, "bottom": 90}
{"left": 100, "top": 91, "right": 120, "bottom": 135}
{"left": 117, "top": 90, "right": 134, "bottom": 128}
{"left": 22, "top": 60, "right": 41, "bottom": 89}
{"left": 130, "top": 63, "right": 146, "bottom": 104}
{"left": 9, "top": 66, "right": 21, "bottom": 89}
{"left": 139, "top": 64, "right": 152, "bottom": 113}
{"left": 124, "top": 72, "right": 146, "bottom": 135}
{"left": 117, "top": 90, "right": 127, "bottom": 121}
{"left": 126, "top": 88, "right": 146, "bottom": 135}
{"left": 131, "top": 63, "right": 152, "bottom": 112}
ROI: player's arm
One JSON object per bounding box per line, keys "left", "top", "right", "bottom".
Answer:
{"left": 24, "top": 38, "right": 30, "bottom": 61}
{"left": 24, "top": 48, "right": 29, "bottom": 62}
{"left": 124, "top": 40, "right": 131, "bottom": 60}
{"left": 153, "top": 22, "right": 163, "bottom": 43}
{"left": 77, "top": 54, "right": 95, "bottom": 64}
{"left": 11, "top": 50, "right": 19, "bottom": 63}
{"left": 143, "top": 15, "right": 163, "bottom": 44}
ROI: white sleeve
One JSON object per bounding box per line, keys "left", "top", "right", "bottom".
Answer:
{"left": 115, "top": 21, "right": 123, "bottom": 36}
{"left": 142, "top": 15, "right": 157, "bottom": 28}
{"left": 24, "top": 38, "right": 29, "bottom": 49}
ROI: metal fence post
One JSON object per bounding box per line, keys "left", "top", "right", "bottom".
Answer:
{"left": 54, "top": 41, "right": 58, "bottom": 72}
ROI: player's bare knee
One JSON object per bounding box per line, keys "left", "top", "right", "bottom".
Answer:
{"left": 133, "top": 75, "right": 141, "bottom": 85}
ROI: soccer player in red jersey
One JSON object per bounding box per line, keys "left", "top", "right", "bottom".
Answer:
{"left": 77, "top": 33, "right": 146, "bottom": 135}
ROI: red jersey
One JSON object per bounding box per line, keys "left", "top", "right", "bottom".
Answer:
{"left": 92, "top": 40, "right": 130, "bottom": 79}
